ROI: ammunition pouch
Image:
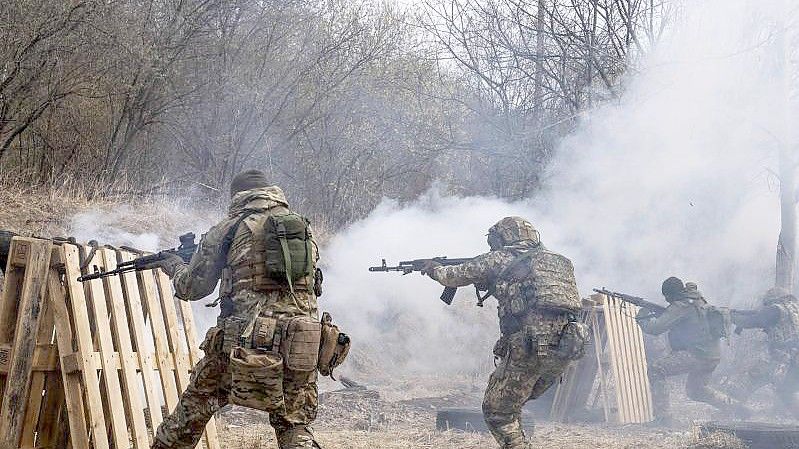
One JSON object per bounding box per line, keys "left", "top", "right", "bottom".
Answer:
{"left": 280, "top": 316, "right": 322, "bottom": 372}
{"left": 234, "top": 315, "right": 321, "bottom": 372}
{"left": 317, "top": 312, "right": 350, "bottom": 377}
{"left": 229, "top": 347, "right": 285, "bottom": 413}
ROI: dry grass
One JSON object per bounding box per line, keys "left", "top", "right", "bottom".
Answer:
{"left": 0, "top": 181, "right": 220, "bottom": 245}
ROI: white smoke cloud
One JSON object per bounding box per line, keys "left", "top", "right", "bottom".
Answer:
{"left": 322, "top": 0, "right": 798, "bottom": 381}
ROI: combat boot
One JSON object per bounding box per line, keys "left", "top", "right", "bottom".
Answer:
{"left": 275, "top": 425, "right": 322, "bottom": 449}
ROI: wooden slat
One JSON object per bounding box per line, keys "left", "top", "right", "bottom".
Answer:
{"left": 178, "top": 300, "right": 220, "bottom": 449}
{"left": 138, "top": 269, "right": 180, "bottom": 411}
{"left": 629, "top": 305, "right": 654, "bottom": 420}
{"left": 155, "top": 272, "right": 191, "bottom": 391}
{"left": 35, "top": 372, "right": 66, "bottom": 448}
{"left": 101, "top": 248, "right": 150, "bottom": 449}
{"left": 21, "top": 294, "right": 55, "bottom": 448}
{"left": 0, "top": 241, "right": 27, "bottom": 401}
{"left": 82, "top": 246, "right": 130, "bottom": 449}
{"left": 591, "top": 310, "right": 611, "bottom": 422}
{"left": 602, "top": 295, "right": 629, "bottom": 423}
{"left": 61, "top": 245, "right": 111, "bottom": 449}
{"left": 47, "top": 265, "right": 91, "bottom": 449}
{"left": 612, "top": 298, "right": 640, "bottom": 421}
{"left": 118, "top": 251, "right": 163, "bottom": 430}
{"left": 620, "top": 302, "right": 647, "bottom": 422}
{"left": 0, "top": 238, "right": 53, "bottom": 448}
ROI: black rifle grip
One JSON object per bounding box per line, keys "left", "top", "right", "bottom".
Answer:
{"left": 440, "top": 286, "right": 456, "bottom": 305}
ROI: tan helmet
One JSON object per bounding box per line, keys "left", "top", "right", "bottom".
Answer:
{"left": 488, "top": 217, "right": 540, "bottom": 247}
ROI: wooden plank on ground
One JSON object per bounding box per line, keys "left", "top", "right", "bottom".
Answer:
{"left": 47, "top": 264, "right": 91, "bottom": 449}
{"left": 118, "top": 251, "right": 163, "bottom": 431}
{"left": 0, "top": 237, "right": 53, "bottom": 448}
{"left": 138, "top": 269, "right": 180, "bottom": 411}
{"left": 101, "top": 248, "right": 150, "bottom": 449}
{"left": 82, "top": 245, "right": 130, "bottom": 449}
{"left": 61, "top": 244, "right": 111, "bottom": 449}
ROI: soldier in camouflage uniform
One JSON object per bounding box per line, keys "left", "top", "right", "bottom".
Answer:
{"left": 422, "top": 217, "right": 586, "bottom": 449}
{"left": 638, "top": 277, "right": 745, "bottom": 424}
{"left": 731, "top": 287, "right": 799, "bottom": 416}
{"left": 147, "top": 170, "right": 321, "bottom": 449}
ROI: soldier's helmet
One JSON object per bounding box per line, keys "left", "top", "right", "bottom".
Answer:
{"left": 488, "top": 217, "right": 540, "bottom": 248}
{"left": 661, "top": 276, "right": 685, "bottom": 302}
{"left": 762, "top": 286, "right": 791, "bottom": 306}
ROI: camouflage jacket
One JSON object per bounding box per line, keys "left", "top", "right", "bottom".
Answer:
{"left": 172, "top": 187, "right": 318, "bottom": 349}
{"left": 429, "top": 242, "right": 570, "bottom": 336}
{"left": 638, "top": 299, "right": 721, "bottom": 359}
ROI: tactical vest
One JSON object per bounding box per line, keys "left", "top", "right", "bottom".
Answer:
{"left": 224, "top": 209, "right": 316, "bottom": 294}
{"left": 766, "top": 300, "right": 799, "bottom": 348}
{"left": 494, "top": 247, "right": 580, "bottom": 334}
{"left": 501, "top": 248, "right": 581, "bottom": 313}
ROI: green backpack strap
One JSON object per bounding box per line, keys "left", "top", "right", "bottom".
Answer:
{"left": 275, "top": 220, "right": 295, "bottom": 295}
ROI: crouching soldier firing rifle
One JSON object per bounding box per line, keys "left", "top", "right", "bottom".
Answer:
{"left": 143, "top": 170, "right": 348, "bottom": 449}
{"left": 418, "top": 217, "right": 587, "bottom": 449}
{"left": 636, "top": 278, "right": 748, "bottom": 425}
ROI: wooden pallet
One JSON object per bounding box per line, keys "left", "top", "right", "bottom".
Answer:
{"left": 0, "top": 237, "right": 220, "bottom": 449}
{"left": 550, "top": 293, "right": 654, "bottom": 424}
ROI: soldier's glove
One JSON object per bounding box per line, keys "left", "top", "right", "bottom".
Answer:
{"left": 420, "top": 260, "right": 442, "bottom": 277}
{"left": 139, "top": 253, "right": 185, "bottom": 278}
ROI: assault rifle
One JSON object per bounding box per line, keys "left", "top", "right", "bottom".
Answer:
{"left": 593, "top": 288, "right": 667, "bottom": 319}
{"left": 77, "top": 232, "right": 197, "bottom": 282}
{"left": 369, "top": 257, "right": 491, "bottom": 306}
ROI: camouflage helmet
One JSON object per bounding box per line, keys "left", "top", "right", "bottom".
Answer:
{"left": 488, "top": 217, "right": 540, "bottom": 246}
{"left": 661, "top": 276, "right": 685, "bottom": 301}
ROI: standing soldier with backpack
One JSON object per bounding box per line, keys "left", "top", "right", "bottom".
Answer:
{"left": 421, "top": 217, "right": 587, "bottom": 449}
{"left": 638, "top": 277, "right": 747, "bottom": 425}
{"left": 145, "top": 170, "right": 348, "bottom": 449}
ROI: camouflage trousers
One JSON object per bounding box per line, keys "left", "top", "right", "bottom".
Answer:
{"left": 152, "top": 327, "right": 320, "bottom": 449}
{"left": 649, "top": 350, "right": 740, "bottom": 420}
{"left": 483, "top": 331, "right": 571, "bottom": 449}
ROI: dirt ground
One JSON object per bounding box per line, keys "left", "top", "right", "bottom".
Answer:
{"left": 216, "top": 383, "right": 697, "bottom": 449}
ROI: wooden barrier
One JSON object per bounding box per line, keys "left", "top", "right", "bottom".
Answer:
{"left": 0, "top": 237, "right": 220, "bottom": 449}
{"left": 551, "top": 293, "right": 653, "bottom": 424}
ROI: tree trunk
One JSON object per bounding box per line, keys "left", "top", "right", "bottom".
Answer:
{"left": 775, "top": 1, "right": 796, "bottom": 293}
{"left": 776, "top": 148, "right": 796, "bottom": 292}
